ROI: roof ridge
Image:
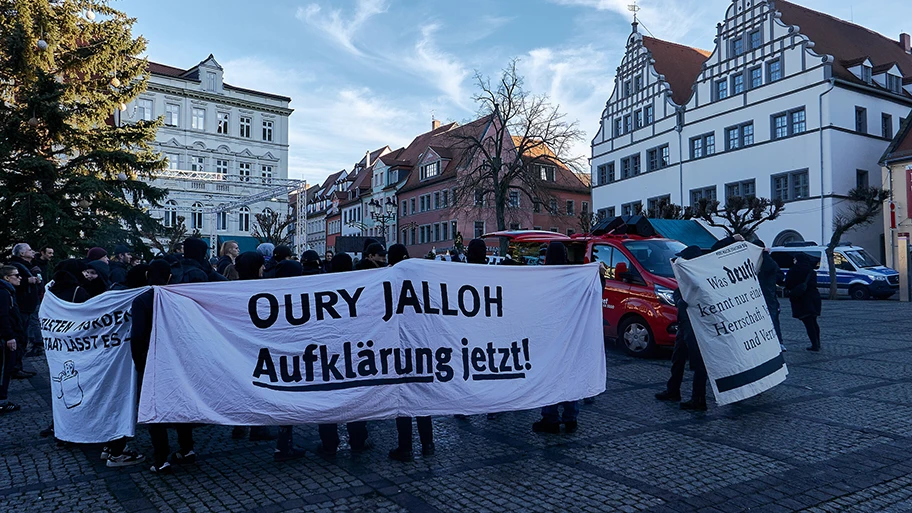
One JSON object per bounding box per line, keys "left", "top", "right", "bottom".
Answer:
{"left": 641, "top": 35, "right": 711, "bottom": 57}
{"left": 776, "top": 0, "right": 902, "bottom": 49}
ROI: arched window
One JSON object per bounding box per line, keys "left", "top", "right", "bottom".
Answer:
{"left": 239, "top": 207, "right": 250, "bottom": 232}
{"left": 164, "top": 200, "right": 177, "bottom": 228}
{"left": 191, "top": 202, "right": 203, "bottom": 230}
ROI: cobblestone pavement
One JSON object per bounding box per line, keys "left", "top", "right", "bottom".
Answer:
{"left": 3, "top": 301, "right": 912, "bottom": 512}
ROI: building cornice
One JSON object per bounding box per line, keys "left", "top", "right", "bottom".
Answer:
{"left": 147, "top": 83, "right": 293, "bottom": 116}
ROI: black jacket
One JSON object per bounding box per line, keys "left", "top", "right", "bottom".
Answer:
{"left": 216, "top": 255, "right": 234, "bottom": 276}
{"left": 757, "top": 252, "right": 781, "bottom": 312}
{"left": 177, "top": 258, "right": 228, "bottom": 284}
{"left": 0, "top": 281, "right": 26, "bottom": 344}
{"left": 787, "top": 269, "right": 822, "bottom": 319}
{"left": 49, "top": 270, "right": 90, "bottom": 304}
{"left": 109, "top": 260, "right": 130, "bottom": 286}
{"left": 355, "top": 258, "right": 381, "bottom": 270}
{"left": 8, "top": 256, "right": 39, "bottom": 314}
{"left": 130, "top": 289, "right": 154, "bottom": 377}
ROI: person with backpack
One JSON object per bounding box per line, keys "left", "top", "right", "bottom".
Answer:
{"left": 176, "top": 238, "right": 227, "bottom": 284}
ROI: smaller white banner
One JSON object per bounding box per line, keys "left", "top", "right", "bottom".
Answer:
{"left": 39, "top": 286, "right": 148, "bottom": 443}
{"left": 673, "top": 242, "right": 787, "bottom": 405}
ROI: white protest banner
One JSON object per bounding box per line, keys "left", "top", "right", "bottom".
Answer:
{"left": 672, "top": 242, "right": 787, "bottom": 405}
{"left": 138, "top": 259, "right": 605, "bottom": 425}
{"left": 39, "top": 286, "right": 149, "bottom": 443}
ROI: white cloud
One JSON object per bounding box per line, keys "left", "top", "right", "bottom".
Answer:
{"left": 295, "top": 0, "right": 389, "bottom": 56}
{"left": 401, "top": 23, "right": 471, "bottom": 109}
{"left": 549, "top": 0, "right": 716, "bottom": 43}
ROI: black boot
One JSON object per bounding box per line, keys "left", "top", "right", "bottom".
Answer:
{"left": 680, "top": 397, "right": 707, "bottom": 411}
{"left": 532, "top": 419, "right": 560, "bottom": 434}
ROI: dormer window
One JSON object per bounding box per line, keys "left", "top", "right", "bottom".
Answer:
{"left": 861, "top": 65, "right": 872, "bottom": 84}
{"left": 420, "top": 161, "right": 440, "bottom": 180}
{"left": 207, "top": 72, "right": 217, "bottom": 92}
{"left": 539, "top": 165, "right": 556, "bottom": 181}
{"left": 886, "top": 74, "right": 902, "bottom": 94}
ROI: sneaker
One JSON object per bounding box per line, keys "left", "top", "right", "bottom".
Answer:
{"left": 350, "top": 439, "right": 374, "bottom": 454}
{"left": 655, "top": 390, "right": 682, "bottom": 402}
{"left": 150, "top": 461, "right": 172, "bottom": 474}
{"left": 780, "top": 344, "right": 787, "bottom": 352}
{"left": 0, "top": 402, "right": 21, "bottom": 414}
{"left": 100, "top": 446, "right": 111, "bottom": 460}
{"left": 106, "top": 450, "right": 145, "bottom": 467}
{"left": 680, "top": 398, "right": 707, "bottom": 411}
{"left": 532, "top": 419, "right": 561, "bottom": 434}
{"left": 563, "top": 420, "right": 579, "bottom": 434}
{"left": 388, "top": 447, "right": 414, "bottom": 462}
{"left": 39, "top": 425, "right": 54, "bottom": 438}
{"left": 169, "top": 450, "right": 196, "bottom": 465}
{"left": 273, "top": 447, "right": 307, "bottom": 462}
{"left": 421, "top": 443, "right": 436, "bottom": 457}
{"left": 315, "top": 443, "right": 337, "bottom": 458}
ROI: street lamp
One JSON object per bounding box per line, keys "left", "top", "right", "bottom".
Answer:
{"left": 368, "top": 197, "right": 397, "bottom": 244}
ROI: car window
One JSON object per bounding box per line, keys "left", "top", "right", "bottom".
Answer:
{"left": 844, "top": 249, "right": 880, "bottom": 269}
{"left": 612, "top": 248, "right": 637, "bottom": 281}
{"left": 833, "top": 252, "right": 855, "bottom": 272}
{"left": 592, "top": 245, "right": 614, "bottom": 279}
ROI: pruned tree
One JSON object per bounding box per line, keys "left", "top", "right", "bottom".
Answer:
{"left": 142, "top": 215, "right": 187, "bottom": 255}
{"left": 826, "top": 186, "right": 890, "bottom": 299}
{"left": 0, "top": 0, "right": 167, "bottom": 258}
{"left": 252, "top": 210, "right": 293, "bottom": 246}
{"left": 452, "top": 60, "right": 584, "bottom": 255}
{"left": 646, "top": 199, "right": 686, "bottom": 220}
{"left": 579, "top": 211, "right": 599, "bottom": 233}
{"left": 689, "top": 196, "right": 785, "bottom": 238}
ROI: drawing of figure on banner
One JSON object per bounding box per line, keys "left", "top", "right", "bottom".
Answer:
{"left": 52, "top": 360, "right": 84, "bottom": 409}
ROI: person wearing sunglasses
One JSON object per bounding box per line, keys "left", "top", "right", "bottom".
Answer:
{"left": 0, "top": 265, "right": 25, "bottom": 413}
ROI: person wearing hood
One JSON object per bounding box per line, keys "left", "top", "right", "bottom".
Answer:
{"left": 531, "top": 242, "right": 582, "bottom": 433}
{"left": 356, "top": 243, "right": 387, "bottom": 270}
{"left": 177, "top": 238, "right": 227, "bottom": 284}
{"left": 300, "top": 250, "right": 323, "bottom": 276}
{"left": 264, "top": 245, "right": 293, "bottom": 278}
{"left": 49, "top": 260, "right": 90, "bottom": 304}
{"left": 655, "top": 245, "right": 708, "bottom": 411}
{"left": 109, "top": 245, "right": 132, "bottom": 286}
{"left": 217, "top": 240, "right": 239, "bottom": 276}
{"left": 466, "top": 239, "right": 488, "bottom": 264}
{"left": 0, "top": 266, "right": 26, "bottom": 413}
{"left": 84, "top": 260, "right": 113, "bottom": 297}
{"left": 125, "top": 264, "right": 151, "bottom": 290}
{"left": 316, "top": 253, "right": 373, "bottom": 457}
{"left": 386, "top": 245, "right": 436, "bottom": 462}
{"left": 785, "top": 253, "right": 822, "bottom": 351}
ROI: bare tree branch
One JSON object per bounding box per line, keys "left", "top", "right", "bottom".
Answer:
{"left": 825, "top": 186, "right": 890, "bottom": 299}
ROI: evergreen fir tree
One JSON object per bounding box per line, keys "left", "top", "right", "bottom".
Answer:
{"left": 0, "top": 0, "right": 166, "bottom": 257}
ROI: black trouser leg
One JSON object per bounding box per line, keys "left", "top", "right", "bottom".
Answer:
{"left": 346, "top": 421, "right": 368, "bottom": 449}
{"left": 802, "top": 316, "right": 820, "bottom": 348}
{"left": 318, "top": 424, "right": 339, "bottom": 449}
{"left": 0, "top": 344, "right": 13, "bottom": 401}
{"left": 148, "top": 424, "right": 170, "bottom": 466}
{"left": 276, "top": 426, "right": 293, "bottom": 453}
{"left": 176, "top": 425, "right": 194, "bottom": 454}
{"left": 107, "top": 437, "right": 128, "bottom": 457}
{"left": 666, "top": 337, "right": 688, "bottom": 394}
{"left": 395, "top": 417, "right": 413, "bottom": 450}
{"left": 416, "top": 417, "right": 433, "bottom": 447}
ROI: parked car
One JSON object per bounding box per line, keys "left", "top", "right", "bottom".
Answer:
{"left": 484, "top": 230, "right": 686, "bottom": 356}
{"left": 769, "top": 242, "right": 899, "bottom": 300}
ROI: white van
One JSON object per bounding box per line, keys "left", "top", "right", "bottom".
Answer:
{"left": 769, "top": 243, "right": 900, "bottom": 300}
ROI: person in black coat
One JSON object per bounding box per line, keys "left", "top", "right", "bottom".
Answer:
{"left": 786, "top": 253, "right": 822, "bottom": 351}
{"left": 83, "top": 260, "right": 114, "bottom": 297}
{"left": 316, "top": 253, "right": 373, "bottom": 457}
{"left": 48, "top": 260, "right": 91, "bottom": 304}
{"left": 753, "top": 240, "right": 785, "bottom": 352}
{"left": 301, "top": 250, "right": 323, "bottom": 276}
{"left": 109, "top": 245, "right": 132, "bottom": 286}
{"left": 0, "top": 266, "right": 25, "bottom": 412}
{"left": 176, "top": 238, "right": 227, "bottom": 284}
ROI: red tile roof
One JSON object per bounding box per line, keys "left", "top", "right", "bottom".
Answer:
{"left": 642, "top": 37, "right": 711, "bottom": 106}
{"left": 775, "top": 0, "right": 912, "bottom": 86}
{"left": 398, "top": 116, "right": 494, "bottom": 193}
{"left": 881, "top": 114, "right": 912, "bottom": 165}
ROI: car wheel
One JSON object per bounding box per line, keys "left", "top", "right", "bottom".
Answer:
{"left": 849, "top": 285, "right": 870, "bottom": 300}
{"left": 619, "top": 317, "right": 655, "bottom": 357}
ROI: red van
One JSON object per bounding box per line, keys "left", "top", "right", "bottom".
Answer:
{"left": 483, "top": 230, "right": 686, "bottom": 356}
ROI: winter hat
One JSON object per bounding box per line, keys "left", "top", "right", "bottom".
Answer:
{"left": 365, "top": 242, "right": 387, "bottom": 257}
{"left": 183, "top": 238, "right": 209, "bottom": 263}
{"left": 86, "top": 247, "right": 108, "bottom": 261}
{"left": 275, "top": 260, "right": 304, "bottom": 278}
{"left": 466, "top": 239, "right": 487, "bottom": 264}
{"left": 544, "top": 241, "right": 568, "bottom": 266}
{"left": 113, "top": 244, "right": 132, "bottom": 256}
{"left": 273, "top": 245, "right": 293, "bottom": 261}
{"left": 147, "top": 259, "right": 173, "bottom": 286}
{"left": 87, "top": 260, "right": 111, "bottom": 281}
{"left": 235, "top": 251, "right": 265, "bottom": 280}
{"left": 301, "top": 250, "right": 320, "bottom": 263}
{"left": 329, "top": 253, "right": 353, "bottom": 273}
{"left": 387, "top": 244, "right": 409, "bottom": 266}
{"left": 256, "top": 243, "right": 275, "bottom": 259}
{"left": 361, "top": 238, "right": 380, "bottom": 255}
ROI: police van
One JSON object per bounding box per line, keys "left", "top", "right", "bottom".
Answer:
{"left": 769, "top": 242, "right": 900, "bottom": 300}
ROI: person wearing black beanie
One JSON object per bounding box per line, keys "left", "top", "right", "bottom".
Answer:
{"left": 300, "top": 250, "right": 323, "bottom": 276}
{"left": 234, "top": 252, "right": 265, "bottom": 280}
{"left": 466, "top": 239, "right": 487, "bottom": 264}
{"left": 387, "top": 244, "right": 409, "bottom": 266}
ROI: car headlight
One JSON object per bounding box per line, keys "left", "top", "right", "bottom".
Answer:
{"left": 655, "top": 284, "right": 675, "bottom": 306}
{"left": 873, "top": 275, "right": 887, "bottom": 281}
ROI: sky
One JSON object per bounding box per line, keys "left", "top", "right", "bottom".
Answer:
{"left": 118, "top": 0, "right": 909, "bottom": 185}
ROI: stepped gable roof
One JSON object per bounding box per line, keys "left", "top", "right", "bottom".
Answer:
{"left": 398, "top": 116, "right": 494, "bottom": 192}
{"left": 641, "top": 36, "right": 711, "bottom": 106}
{"left": 775, "top": 0, "right": 912, "bottom": 85}
{"left": 880, "top": 114, "right": 912, "bottom": 165}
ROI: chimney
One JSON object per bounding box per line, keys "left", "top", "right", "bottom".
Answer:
{"left": 432, "top": 118, "right": 441, "bottom": 130}
{"left": 902, "top": 33, "right": 911, "bottom": 54}
{"left": 364, "top": 150, "right": 371, "bottom": 168}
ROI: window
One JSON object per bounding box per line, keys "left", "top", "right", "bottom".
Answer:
{"left": 716, "top": 79, "right": 729, "bottom": 100}
{"left": 597, "top": 208, "right": 610, "bottom": 220}
{"left": 726, "top": 180, "right": 756, "bottom": 200}
{"left": 607, "top": 162, "right": 615, "bottom": 183}
{"left": 882, "top": 113, "right": 894, "bottom": 139}
{"left": 239, "top": 116, "right": 251, "bottom": 138}
{"left": 861, "top": 65, "right": 872, "bottom": 84}
{"left": 725, "top": 122, "right": 754, "bottom": 150}
{"left": 217, "top": 112, "right": 229, "bottom": 134}
{"left": 607, "top": 206, "right": 616, "bottom": 218}
{"left": 772, "top": 108, "right": 806, "bottom": 139}
{"left": 442, "top": 222, "right": 449, "bottom": 240}
{"left": 206, "top": 72, "right": 216, "bottom": 92}
{"left": 614, "top": 118, "right": 622, "bottom": 137}
{"left": 690, "top": 133, "right": 715, "bottom": 159}
{"left": 749, "top": 66, "right": 763, "bottom": 89}
{"left": 549, "top": 199, "right": 558, "bottom": 214}
{"left": 474, "top": 221, "right": 485, "bottom": 239}
{"left": 624, "top": 114, "right": 632, "bottom": 133}
{"left": 631, "top": 154, "right": 641, "bottom": 176}
{"left": 768, "top": 59, "right": 782, "bottom": 82}
{"left": 732, "top": 37, "right": 744, "bottom": 56}
{"left": 634, "top": 109, "right": 643, "bottom": 130}
{"left": 566, "top": 200, "right": 574, "bottom": 216}
{"left": 533, "top": 200, "right": 542, "bottom": 213}
{"left": 597, "top": 164, "right": 608, "bottom": 185}
{"left": 420, "top": 161, "right": 440, "bottom": 180}
{"left": 420, "top": 195, "right": 426, "bottom": 212}
{"left": 410, "top": 198, "right": 416, "bottom": 214}
{"left": 239, "top": 207, "right": 250, "bottom": 232}
{"left": 690, "top": 186, "right": 717, "bottom": 205}
{"left": 644, "top": 105, "right": 654, "bottom": 124}
{"left": 261, "top": 165, "right": 273, "bottom": 183}
{"left": 742, "top": 123, "right": 754, "bottom": 145}
{"left": 166, "top": 153, "right": 179, "bottom": 170}
{"left": 239, "top": 162, "right": 251, "bottom": 182}
{"left": 621, "top": 156, "right": 632, "bottom": 179}
{"left": 164, "top": 200, "right": 177, "bottom": 228}
{"left": 855, "top": 107, "right": 867, "bottom": 133}
{"left": 137, "top": 98, "right": 153, "bottom": 121}
{"left": 165, "top": 104, "right": 180, "bottom": 127}
{"left": 634, "top": 75, "right": 643, "bottom": 92}
{"left": 770, "top": 170, "right": 810, "bottom": 202}
{"left": 732, "top": 74, "right": 744, "bottom": 94}
{"left": 856, "top": 170, "right": 869, "bottom": 189}
{"left": 191, "top": 156, "right": 204, "bottom": 172}
{"left": 582, "top": 201, "right": 589, "bottom": 214}
{"left": 509, "top": 191, "right": 520, "bottom": 208}
{"left": 749, "top": 30, "right": 762, "bottom": 50}
{"left": 621, "top": 201, "right": 641, "bottom": 216}
{"left": 191, "top": 202, "right": 203, "bottom": 230}
{"left": 217, "top": 211, "right": 228, "bottom": 231}
{"left": 216, "top": 159, "right": 229, "bottom": 176}
{"left": 539, "top": 165, "right": 556, "bottom": 181}
{"left": 474, "top": 190, "right": 485, "bottom": 207}
{"left": 262, "top": 120, "right": 273, "bottom": 141}
{"left": 192, "top": 108, "right": 205, "bottom": 130}
{"left": 647, "top": 145, "right": 669, "bottom": 171}
{"left": 442, "top": 190, "right": 449, "bottom": 208}
{"left": 434, "top": 224, "right": 440, "bottom": 242}
{"left": 434, "top": 191, "right": 441, "bottom": 209}
{"left": 647, "top": 195, "right": 671, "bottom": 218}
{"left": 887, "top": 75, "right": 903, "bottom": 94}
{"left": 623, "top": 80, "right": 631, "bottom": 97}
